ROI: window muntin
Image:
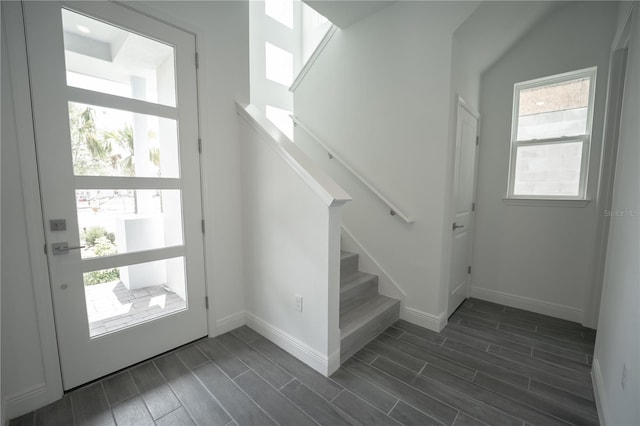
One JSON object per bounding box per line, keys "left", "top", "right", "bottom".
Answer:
{"left": 508, "top": 68, "right": 596, "bottom": 200}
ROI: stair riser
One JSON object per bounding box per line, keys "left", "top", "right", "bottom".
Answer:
{"left": 340, "top": 281, "right": 378, "bottom": 315}
{"left": 340, "top": 301, "right": 400, "bottom": 362}
{"left": 340, "top": 255, "right": 359, "bottom": 276}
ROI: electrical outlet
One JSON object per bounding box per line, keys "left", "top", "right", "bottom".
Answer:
{"left": 295, "top": 295, "right": 303, "bottom": 312}
{"left": 621, "top": 362, "right": 628, "bottom": 390}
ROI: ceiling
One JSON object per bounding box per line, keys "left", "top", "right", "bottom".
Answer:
{"left": 303, "top": 0, "right": 395, "bottom": 29}
{"left": 455, "top": 1, "right": 563, "bottom": 75}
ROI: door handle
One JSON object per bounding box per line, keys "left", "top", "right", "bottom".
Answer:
{"left": 452, "top": 223, "right": 464, "bottom": 231}
{"left": 52, "top": 242, "right": 86, "bottom": 255}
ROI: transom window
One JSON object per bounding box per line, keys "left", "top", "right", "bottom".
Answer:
{"left": 507, "top": 68, "right": 596, "bottom": 200}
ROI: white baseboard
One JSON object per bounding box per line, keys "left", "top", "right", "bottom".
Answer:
{"left": 470, "top": 287, "right": 583, "bottom": 323}
{"left": 5, "top": 383, "right": 52, "bottom": 421}
{"left": 214, "top": 311, "right": 246, "bottom": 336}
{"left": 591, "top": 357, "right": 609, "bottom": 426}
{"left": 245, "top": 313, "right": 334, "bottom": 376}
{"left": 401, "top": 307, "right": 447, "bottom": 332}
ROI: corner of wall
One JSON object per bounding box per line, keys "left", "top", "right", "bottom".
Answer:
{"left": 469, "top": 287, "right": 583, "bottom": 323}
{"left": 591, "top": 357, "right": 610, "bottom": 426}
{"left": 401, "top": 307, "right": 447, "bottom": 332}
{"left": 213, "top": 311, "right": 247, "bottom": 336}
{"left": 246, "top": 313, "right": 333, "bottom": 376}
{"left": 1, "top": 398, "right": 7, "bottom": 426}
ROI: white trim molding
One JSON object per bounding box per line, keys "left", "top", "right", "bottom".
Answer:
{"left": 5, "top": 384, "right": 49, "bottom": 421}
{"left": 214, "top": 312, "right": 246, "bottom": 336}
{"left": 502, "top": 197, "right": 591, "bottom": 208}
{"left": 245, "top": 313, "right": 337, "bottom": 376}
{"left": 507, "top": 67, "right": 597, "bottom": 201}
{"left": 3, "top": 0, "right": 64, "bottom": 417}
{"left": 401, "top": 307, "right": 447, "bottom": 332}
{"left": 289, "top": 25, "right": 338, "bottom": 93}
{"left": 470, "top": 287, "right": 583, "bottom": 323}
{"left": 591, "top": 357, "right": 610, "bottom": 426}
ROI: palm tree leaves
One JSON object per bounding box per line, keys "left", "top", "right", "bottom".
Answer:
{"left": 102, "top": 124, "right": 134, "bottom": 176}
{"left": 69, "top": 104, "right": 161, "bottom": 177}
{"left": 70, "top": 103, "right": 110, "bottom": 175}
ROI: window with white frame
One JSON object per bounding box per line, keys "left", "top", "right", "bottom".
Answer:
{"left": 507, "top": 68, "right": 596, "bottom": 199}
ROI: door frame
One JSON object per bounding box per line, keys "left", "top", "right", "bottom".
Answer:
{"left": 2, "top": 0, "right": 211, "bottom": 415}
{"left": 446, "top": 95, "right": 481, "bottom": 317}
{"left": 3, "top": 0, "right": 64, "bottom": 414}
{"left": 584, "top": 11, "right": 633, "bottom": 329}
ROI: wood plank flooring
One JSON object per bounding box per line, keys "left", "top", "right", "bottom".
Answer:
{"left": 10, "top": 298, "right": 598, "bottom": 426}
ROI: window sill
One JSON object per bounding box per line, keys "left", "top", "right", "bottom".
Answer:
{"left": 502, "top": 197, "right": 591, "bottom": 207}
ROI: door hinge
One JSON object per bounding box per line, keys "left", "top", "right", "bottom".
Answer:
{"left": 198, "top": 138, "right": 202, "bottom": 154}
{"left": 201, "top": 219, "right": 205, "bottom": 234}
{"left": 205, "top": 296, "right": 209, "bottom": 309}
{"left": 476, "top": 135, "right": 479, "bottom": 145}
{"left": 195, "top": 52, "right": 199, "bottom": 69}
{"left": 472, "top": 202, "right": 476, "bottom": 212}
{"left": 468, "top": 266, "right": 471, "bottom": 274}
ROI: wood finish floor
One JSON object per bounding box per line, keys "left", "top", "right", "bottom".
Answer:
{"left": 10, "top": 298, "right": 598, "bottom": 426}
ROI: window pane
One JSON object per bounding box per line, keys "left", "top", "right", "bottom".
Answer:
{"left": 76, "top": 189, "right": 183, "bottom": 259}
{"left": 68, "top": 102, "right": 179, "bottom": 178}
{"left": 513, "top": 142, "right": 583, "bottom": 196}
{"left": 84, "top": 256, "right": 186, "bottom": 338}
{"left": 265, "top": 42, "right": 293, "bottom": 87}
{"left": 517, "top": 77, "right": 590, "bottom": 140}
{"left": 62, "top": 9, "right": 176, "bottom": 107}
{"left": 265, "top": 0, "right": 293, "bottom": 29}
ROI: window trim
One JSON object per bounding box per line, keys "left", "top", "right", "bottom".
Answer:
{"left": 506, "top": 67, "right": 597, "bottom": 201}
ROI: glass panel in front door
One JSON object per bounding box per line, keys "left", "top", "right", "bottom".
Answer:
{"left": 61, "top": 8, "right": 188, "bottom": 338}
{"left": 84, "top": 256, "right": 187, "bottom": 338}
{"left": 76, "top": 189, "right": 183, "bottom": 259}
{"left": 68, "top": 102, "right": 180, "bottom": 178}
{"left": 61, "top": 9, "right": 176, "bottom": 107}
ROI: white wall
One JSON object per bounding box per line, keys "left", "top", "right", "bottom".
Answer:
{"left": 471, "top": 2, "right": 618, "bottom": 323}
{"left": 294, "top": 1, "right": 478, "bottom": 330}
{"left": 592, "top": 4, "right": 639, "bottom": 425}
{"left": 238, "top": 104, "right": 349, "bottom": 375}
{"left": 124, "top": 1, "right": 250, "bottom": 335}
{"left": 1, "top": 1, "right": 249, "bottom": 418}
{"left": 1, "top": 8, "right": 4, "bottom": 424}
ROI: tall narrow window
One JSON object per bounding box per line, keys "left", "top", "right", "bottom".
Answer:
{"left": 507, "top": 68, "right": 596, "bottom": 199}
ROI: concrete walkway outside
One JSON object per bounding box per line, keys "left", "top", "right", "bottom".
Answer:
{"left": 85, "top": 281, "right": 186, "bottom": 337}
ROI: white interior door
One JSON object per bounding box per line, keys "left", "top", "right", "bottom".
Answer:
{"left": 23, "top": 1, "right": 207, "bottom": 389}
{"left": 448, "top": 99, "right": 479, "bottom": 316}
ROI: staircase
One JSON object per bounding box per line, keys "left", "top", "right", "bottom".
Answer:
{"left": 339, "top": 251, "right": 400, "bottom": 362}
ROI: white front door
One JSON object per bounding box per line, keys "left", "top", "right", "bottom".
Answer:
{"left": 448, "top": 99, "right": 479, "bottom": 316}
{"left": 23, "top": 1, "right": 207, "bottom": 389}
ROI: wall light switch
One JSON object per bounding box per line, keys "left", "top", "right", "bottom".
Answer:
{"left": 295, "top": 295, "right": 303, "bottom": 312}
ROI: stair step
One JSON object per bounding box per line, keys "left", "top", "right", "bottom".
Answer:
{"left": 340, "top": 251, "right": 359, "bottom": 276}
{"left": 340, "top": 295, "right": 400, "bottom": 362}
{"left": 340, "top": 272, "right": 378, "bottom": 315}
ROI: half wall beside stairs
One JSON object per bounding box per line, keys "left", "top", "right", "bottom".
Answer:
{"left": 237, "top": 102, "right": 349, "bottom": 376}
